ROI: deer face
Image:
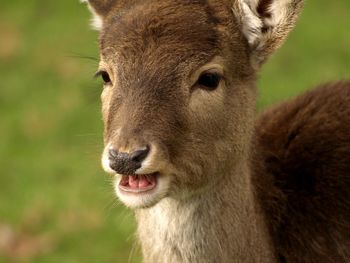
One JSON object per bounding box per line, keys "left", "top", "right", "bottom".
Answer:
{"left": 83, "top": 0, "right": 303, "bottom": 208}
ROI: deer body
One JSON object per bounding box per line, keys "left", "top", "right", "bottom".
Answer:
{"left": 254, "top": 82, "right": 350, "bottom": 262}
{"left": 82, "top": 0, "right": 350, "bottom": 262}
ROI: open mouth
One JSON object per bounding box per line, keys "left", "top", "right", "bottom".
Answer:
{"left": 119, "top": 173, "right": 158, "bottom": 193}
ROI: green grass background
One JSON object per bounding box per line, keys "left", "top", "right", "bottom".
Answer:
{"left": 0, "top": 0, "right": 349, "bottom": 262}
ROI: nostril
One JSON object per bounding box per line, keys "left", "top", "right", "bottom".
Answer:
{"left": 130, "top": 145, "right": 150, "bottom": 163}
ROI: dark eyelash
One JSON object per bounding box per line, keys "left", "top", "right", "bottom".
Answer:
{"left": 94, "top": 71, "right": 104, "bottom": 79}
{"left": 94, "top": 70, "right": 111, "bottom": 84}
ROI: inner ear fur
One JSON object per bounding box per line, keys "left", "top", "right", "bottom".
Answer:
{"left": 82, "top": 0, "right": 116, "bottom": 16}
{"left": 233, "top": 0, "right": 304, "bottom": 69}
{"left": 81, "top": 0, "right": 117, "bottom": 30}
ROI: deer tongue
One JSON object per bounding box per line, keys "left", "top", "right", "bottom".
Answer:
{"left": 128, "top": 175, "right": 155, "bottom": 189}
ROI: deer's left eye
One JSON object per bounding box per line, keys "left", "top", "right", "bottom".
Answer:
{"left": 95, "top": 71, "right": 112, "bottom": 86}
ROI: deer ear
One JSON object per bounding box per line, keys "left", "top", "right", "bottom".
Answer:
{"left": 81, "top": 0, "right": 116, "bottom": 30}
{"left": 233, "top": 0, "right": 304, "bottom": 69}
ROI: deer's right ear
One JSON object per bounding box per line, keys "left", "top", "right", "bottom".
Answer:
{"left": 81, "top": 0, "right": 116, "bottom": 30}
{"left": 233, "top": 0, "right": 304, "bottom": 69}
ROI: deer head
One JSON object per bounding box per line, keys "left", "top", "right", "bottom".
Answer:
{"left": 82, "top": 0, "right": 303, "bottom": 208}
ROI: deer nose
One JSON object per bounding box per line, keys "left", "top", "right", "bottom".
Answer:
{"left": 108, "top": 146, "right": 150, "bottom": 175}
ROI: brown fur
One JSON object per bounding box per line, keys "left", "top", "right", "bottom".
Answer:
{"left": 82, "top": 0, "right": 350, "bottom": 262}
{"left": 254, "top": 82, "right": 350, "bottom": 262}
{"left": 86, "top": 0, "right": 116, "bottom": 16}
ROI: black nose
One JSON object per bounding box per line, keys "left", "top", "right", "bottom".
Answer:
{"left": 109, "top": 146, "right": 150, "bottom": 175}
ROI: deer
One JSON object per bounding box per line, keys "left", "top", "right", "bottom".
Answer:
{"left": 82, "top": 0, "right": 350, "bottom": 262}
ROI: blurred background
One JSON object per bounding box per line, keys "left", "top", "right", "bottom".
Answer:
{"left": 0, "top": 0, "right": 349, "bottom": 262}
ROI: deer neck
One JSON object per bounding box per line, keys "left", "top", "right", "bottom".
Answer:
{"left": 135, "top": 160, "right": 276, "bottom": 263}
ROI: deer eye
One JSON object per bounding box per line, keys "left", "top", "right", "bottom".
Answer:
{"left": 197, "top": 71, "right": 222, "bottom": 91}
{"left": 95, "top": 70, "right": 112, "bottom": 85}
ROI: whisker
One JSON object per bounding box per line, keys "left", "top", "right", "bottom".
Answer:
{"left": 74, "top": 133, "right": 100, "bottom": 137}
{"left": 66, "top": 53, "right": 99, "bottom": 62}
